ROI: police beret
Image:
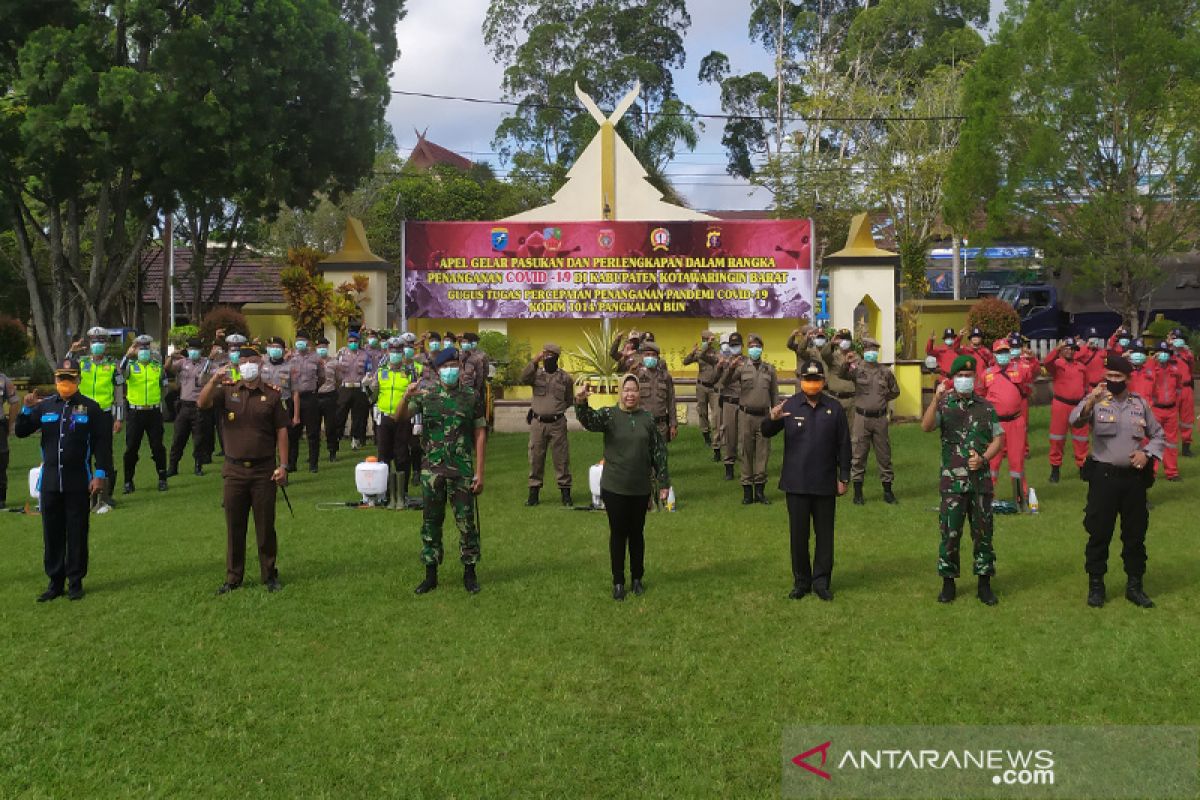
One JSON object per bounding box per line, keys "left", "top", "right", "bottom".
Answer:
{"left": 640, "top": 340, "right": 661, "bottom": 354}
{"left": 268, "top": 336, "right": 286, "bottom": 346}
{"left": 239, "top": 346, "right": 259, "bottom": 359}
{"left": 746, "top": 333, "right": 763, "bottom": 346}
{"left": 728, "top": 332, "right": 744, "bottom": 345}
{"left": 950, "top": 355, "right": 976, "bottom": 375}
{"left": 432, "top": 347, "right": 459, "bottom": 368}
{"left": 87, "top": 326, "right": 108, "bottom": 339}
{"left": 797, "top": 359, "right": 825, "bottom": 377}
{"left": 134, "top": 334, "right": 153, "bottom": 346}
{"left": 347, "top": 330, "right": 359, "bottom": 340}
{"left": 543, "top": 343, "right": 561, "bottom": 355}
{"left": 1106, "top": 354, "right": 1133, "bottom": 375}
{"left": 991, "top": 338, "right": 1010, "bottom": 352}
{"left": 187, "top": 337, "right": 202, "bottom": 348}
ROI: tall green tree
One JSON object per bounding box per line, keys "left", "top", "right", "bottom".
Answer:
{"left": 947, "top": 0, "right": 1200, "bottom": 331}
{"left": 0, "top": 0, "right": 402, "bottom": 362}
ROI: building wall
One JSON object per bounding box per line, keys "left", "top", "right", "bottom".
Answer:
{"left": 242, "top": 303, "right": 296, "bottom": 343}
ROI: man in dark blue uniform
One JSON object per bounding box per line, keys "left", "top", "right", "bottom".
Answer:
{"left": 16, "top": 366, "right": 113, "bottom": 602}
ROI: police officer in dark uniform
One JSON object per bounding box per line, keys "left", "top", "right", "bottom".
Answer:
{"left": 16, "top": 366, "right": 113, "bottom": 601}
{"left": 199, "top": 346, "right": 289, "bottom": 594}
{"left": 1070, "top": 355, "right": 1166, "bottom": 608}
{"left": 762, "top": 359, "right": 851, "bottom": 601}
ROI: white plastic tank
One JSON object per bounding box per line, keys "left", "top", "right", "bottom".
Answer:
{"left": 29, "top": 466, "right": 41, "bottom": 499}
{"left": 589, "top": 462, "right": 604, "bottom": 509}
{"left": 355, "top": 460, "right": 389, "bottom": 497}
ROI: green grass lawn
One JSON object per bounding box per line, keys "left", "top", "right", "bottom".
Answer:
{"left": 0, "top": 405, "right": 1196, "bottom": 797}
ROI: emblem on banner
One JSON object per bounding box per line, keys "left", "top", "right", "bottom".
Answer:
{"left": 490, "top": 227, "right": 509, "bottom": 250}
{"left": 706, "top": 227, "right": 722, "bottom": 249}
{"left": 650, "top": 227, "right": 671, "bottom": 251}
{"left": 597, "top": 229, "right": 615, "bottom": 250}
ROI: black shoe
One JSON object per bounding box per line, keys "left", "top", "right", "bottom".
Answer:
{"left": 166, "top": 466, "right": 179, "bottom": 478}
{"left": 712, "top": 448, "right": 721, "bottom": 462}
{"left": 158, "top": 479, "right": 168, "bottom": 492}
{"left": 1049, "top": 465, "right": 1060, "bottom": 483}
{"left": 67, "top": 584, "right": 84, "bottom": 601}
{"left": 1166, "top": 475, "right": 1181, "bottom": 482}
{"left": 814, "top": 585, "right": 833, "bottom": 601}
{"left": 631, "top": 579, "right": 645, "bottom": 596}
{"left": 561, "top": 488, "right": 573, "bottom": 507}
{"left": 266, "top": 578, "right": 282, "bottom": 593}
{"left": 1183, "top": 442, "right": 1192, "bottom": 457}
{"left": 194, "top": 464, "right": 204, "bottom": 476}
{"left": 612, "top": 583, "right": 626, "bottom": 601}
{"left": 977, "top": 576, "right": 998, "bottom": 606}
{"left": 414, "top": 565, "right": 438, "bottom": 595}
{"left": 464, "top": 565, "right": 481, "bottom": 594}
{"left": 742, "top": 484, "right": 754, "bottom": 505}
{"left": 937, "top": 577, "right": 956, "bottom": 603}
{"left": 702, "top": 431, "right": 712, "bottom": 447}
{"left": 754, "top": 484, "right": 770, "bottom": 505}
{"left": 123, "top": 482, "right": 134, "bottom": 495}
{"left": 852, "top": 481, "right": 864, "bottom": 505}
{"left": 723, "top": 463, "right": 734, "bottom": 481}
{"left": 37, "top": 585, "right": 64, "bottom": 603}
{"left": 329, "top": 452, "right": 338, "bottom": 462}
{"left": 525, "top": 487, "right": 540, "bottom": 507}
{"left": 1125, "top": 578, "right": 1155, "bottom": 608}
{"left": 882, "top": 483, "right": 897, "bottom": 504}
{"left": 1087, "top": 576, "right": 1105, "bottom": 608}
{"left": 788, "top": 584, "right": 809, "bottom": 600}
{"left": 216, "top": 582, "right": 240, "bottom": 595}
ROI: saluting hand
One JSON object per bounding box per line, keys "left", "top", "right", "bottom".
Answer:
{"left": 769, "top": 399, "right": 790, "bottom": 421}
{"left": 934, "top": 381, "right": 950, "bottom": 400}
{"left": 23, "top": 392, "right": 39, "bottom": 408}
{"left": 575, "top": 383, "right": 592, "bottom": 404}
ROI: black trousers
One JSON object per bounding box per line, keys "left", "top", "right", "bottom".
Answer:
{"left": 124, "top": 408, "right": 167, "bottom": 483}
{"left": 336, "top": 386, "right": 369, "bottom": 441}
{"left": 318, "top": 392, "right": 339, "bottom": 454}
{"left": 169, "top": 400, "right": 214, "bottom": 468}
{"left": 41, "top": 490, "right": 90, "bottom": 588}
{"left": 1084, "top": 463, "right": 1150, "bottom": 577}
{"left": 287, "top": 393, "right": 322, "bottom": 470}
{"left": 376, "top": 414, "right": 421, "bottom": 474}
{"left": 786, "top": 493, "right": 837, "bottom": 589}
{"left": 601, "top": 490, "right": 649, "bottom": 584}
{"left": 0, "top": 444, "right": 8, "bottom": 506}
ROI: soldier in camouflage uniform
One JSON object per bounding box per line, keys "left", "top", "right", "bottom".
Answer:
{"left": 397, "top": 347, "right": 487, "bottom": 595}
{"left": 921, "top": 355, "right": 1005, "bottom": 606}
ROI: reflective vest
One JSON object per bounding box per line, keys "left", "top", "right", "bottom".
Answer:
{"left": 80, "top": 359, "right": 117, "bottom": 409}
{"left": 126, "top": 361, "right": 163, "bottom": 407}
{"left": 375, "top": 363, "right": 420, "bottom": 416}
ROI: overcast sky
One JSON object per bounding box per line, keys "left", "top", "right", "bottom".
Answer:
{"left": 386, "top": 0, "right": 1008, "bottom": 213}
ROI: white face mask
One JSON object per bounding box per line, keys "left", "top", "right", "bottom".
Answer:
{"left": 838, "top": 339, "right": 852, "bottom": 351}
{"left": 953, "top": 375, "right": 975, "bottom": 395}
{"left": 239, "top": 363, "right": 261, "bottom": 382}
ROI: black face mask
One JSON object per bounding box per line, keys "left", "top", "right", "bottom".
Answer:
{"left": 1107, "top": 379, "right": 1127, "bottom": 395}
{"left": 544, "top": 355, "right": 559, "bottom": 373}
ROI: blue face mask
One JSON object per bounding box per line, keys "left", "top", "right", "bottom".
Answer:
{"left": 944, "top": 338, "right": 954, "bottom": 346}
{"left": 442, "top": 340, "right": 454, "bottom": 350}
{"left": 267, "top": 347, "right": 284, "bottom": 361}
{"left": 953, "top": 376, "right": 975, "bottom": 395}
{"left": 1130, "top": 352, "right": 1147, "bottom": 365}
{"left": 439, "top": 367, "right": 460, "bottom": 386}
{"left": 994, "top": 353, "right": 1012, "bottom": 367}
{"left": 403, "top": 347, "right": 415, "bottom": 359}
{"left": 863, "top": 350, "right": 880, "bottom": 363}
{"left": 748, "top": 346, "right": 763, "bottom": 360}
{"left": 461, "top": 342, "right": 475, "bottom": 352}
{"left": 642, "top": 356, "right": 659, "bottom": 369}
{"left": 187, "top": 349, "right": 201, "bottom": 361}
{"left": 349, "top": 341, "right": 359, "bottom": 351}
{"left": 1174, "top": 338, "right": 1186, "bottom": 348}
{"left": 388, "top": 352, "right": 403, "bottom": 365}
{"left": 295, "top": 341, "right": 308, "bottom": 352}
{"left": 1118, "top": 338, "right": 1131, "bottom": 347}
{"left": 367, "top": 337, "right": 379, "bottom": 348}
{"left": 90, "top": 342, "right": 106, "bottom": 357}
{"left": 428, "top": 341, "right": 441, "bottom": 352}
{"left": 137, "top": 350, "right": 151, "bottom": 364}
{"left": 729, "top": 346, "right": 742, "bottom": 356}
{"left": 1157, "top": 352, "right": 1170, "bottom": 363}
{"left": 228, "top": 351, "right": 241, "bottom": 365}
{"left": 317, "top": 347, "right": 329, "bottom": 358}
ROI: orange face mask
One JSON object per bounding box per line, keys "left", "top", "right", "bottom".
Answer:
{"left": 801, "top": 379, "right": 825, "bottom": 396}
{"left": 56, "top": 379, "right": 79, "bottom": 398}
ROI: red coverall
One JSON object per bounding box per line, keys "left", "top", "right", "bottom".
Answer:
{"left": 1148, "top": 359, "right": 1182, "bottom": 479}
{"left": 1128, "top": 362, "right": 1155, "bottom": 403}
{"left": 1042, "top": 346, "right": 1090, "bottom": 467}
{"left": 961, "top": 343, "right": 995, "bottom": 382}
{"left": 926, "top": 335, "right": 962, "bottom": 378}
{"left": 1176, "top": 348, "right": 1195, "bottom": 447}
{"left": 984, "top": 365, "right": 1030, "bottom": 496}
{"left": 1078, "top": 344, "right": 1108, "bottom": 390}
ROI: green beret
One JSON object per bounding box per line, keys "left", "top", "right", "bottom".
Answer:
{"left": 950, "top": 355, "right": 976, "bottom": 375}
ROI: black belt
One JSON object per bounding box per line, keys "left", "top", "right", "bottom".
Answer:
{"left": 1053, "top": 394, "right": 1083, "bottom": 405}
{"left": 859, "top": 408, "right": 887, "bottom": 419}
{"left": 179, "top": 400, "right": 197, "bottom": 407}
{"left": 1154, "top": 402, "right": 1177, "bottom": 409}
{"left": 720, "top": 396, "right": 737, "bottom": 404}
{"left": 233, "top": 456, "right": 274, "bottom": 468}
{"left": 827, "top": 390, "right": 855, "bottom": 399}
{"left": 536, "top": 413, "right": 565, "bottom": 423}
{"left": 998, "top": 412, "right": 1021, "bottom": 422}
{"left": 739, "top": 406, "right": 767, "bottom": 416}
{"left": 299, "top": 391, "right": 317, "bottom": 398}
{"left": 130, "top": 404, "right": 158, "bottom": 411}
{"left": 699, "top": 380, "right": 716, "bottom": 389}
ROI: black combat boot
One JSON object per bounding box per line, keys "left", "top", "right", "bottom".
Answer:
{"left": 1087, "top": 575, "right": 1105, "bottom": 608}
{"left": 702, "top": 431, "right": 712, "bottom": 447}
{"left": 1012, "top": 478, "right": 1026, "bottom": 512}
{"left": 166, "top": 463, "right": 179, "bottom": 478}
{"left": 754, "top": 484, "right": 770, "bottom": 505}
{"left": 1049, "top": 465, "right": 1060, "bottom": 483}
{"left": 157, "top": 470, "right": 168, "bottom": 492}
{"left": 612, "top": 583, "right": 626, "bottom": 601}
{"left": 463, "top": 564, "right": 481, "bottom": 594}
{"left": 1183, "top": 442, "right": 1193, "bottom": 457}
{"left": 399, "top": 470, "right": 410, "bottom": 507}
{"left": 882, "top": 482, "right": 897, "bottom": 504}
{"left": 194, "top": 462, "right": 204, "bottom": 476}
{"left": 1125, "top": 576, "right": 1155, "bottom": 608}
{"left": 561, "top": 487, "right": 573, "bottom": 507}
{"left": 742, "top": 484, "right": 754, "bottom": 505}
{"left": 414, "top": 564, "right": 438, "bottom": 595}
{"left": 977, "top": 575, "right": 998, "bottom": 606}
{"left": 525, "top": 487, "right": 540, "bottom": 506}
{"left": 937, "top": 577, "right": 956, "bottom": 603}
{"left": 123, "top": 482, "right": 135, "bottom": 495}
{"left": 631, "top": 579, "right": 645, "bottom": 596}
{"left": 852, "top": 481, "right": 865, "bottom": 505}
{"left": 712, "top": 447, "right": 721, "bottom": 462}
{"left": 724, "top": 463, "right": 734, "bottom": 481}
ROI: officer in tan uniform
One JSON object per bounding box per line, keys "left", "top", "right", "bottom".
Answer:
{"left": 633, "top": 340, "right": 676, "bottom": 443}
{"left": 315, "top": 336, "right": 341, "bottom": 462}
{"left": 716, "top": 332, "right": 745, "bottom": 481}
{"left": 683, "top": 329, "right": 721, "bottom": 460}
{"left": 520, "top": 343, "right": 575, "bottom": 506}
{"left": 840, "top": 337, "right": 900, "bottom": 505}
{"left": 723, "top": 333, "right": 778, "bottom": 505}
{"left": 820, "top": 329, "right": 857, "bottom": 421}
{"left": 786, "top": 324, "right": 824, "bottom": 370}
{"left": 287, "top": 332, "right": 323, "bottom": 473}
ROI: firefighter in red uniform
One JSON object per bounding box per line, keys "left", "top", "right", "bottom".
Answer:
{"left": 1148, "top": 341, "right": 1183, "bottom": 480}
{"left": 1127, "top": 340, "right": 1155, "bottom": 397}
{"left": 1169, "top": 328, "right": 1194, "bottom": 457}
{"left": 1108, "top": 327, "right": 1132, "bottom": 356}
{"left": 1043, "top": 336, "right": 1090, "bottom": 482}
{"left": 984, "top": 339, "right": 1032, "bottom": 510}
{"left": 960, "top": 327, "right": 995, "bottom": 382}
{"left": 926, "top": 327, "right": 962, "bottom": 378}
{"left": 1079, "top": 327, "right": 1108, "bottom": 391}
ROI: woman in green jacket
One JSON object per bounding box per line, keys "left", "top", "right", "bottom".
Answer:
{"left": 575, "top": 374, "right": 671, "bottom": 600}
